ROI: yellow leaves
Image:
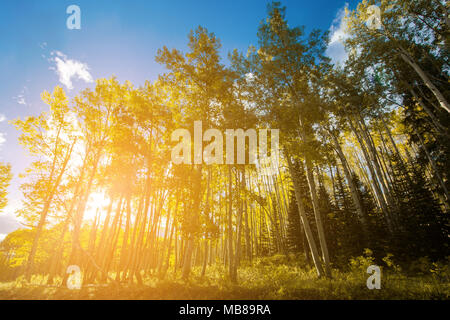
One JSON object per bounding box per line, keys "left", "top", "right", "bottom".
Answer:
{"left": 344, "top": 6, "right": 350, "bottom": 17}
{"left": 257, "top": 49, "right": 274, "bottom": 62}
{"left": 41, "top": 86, "right": 68, "bottom": 108}
{"left": 41, "top": 90, "right": 52, "bottom": 105}
{"left": 0, "top": 162, "right": 12, "bottom": 211}
{"left": 246, "top": 45, "right": 256, "bottom": 58}
{"left": 40, "top": 86, "right": 71, "bottom": 126}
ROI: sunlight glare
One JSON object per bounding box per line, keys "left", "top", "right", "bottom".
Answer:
{"left": 84, "top": 191, "right": 110, "bottom": 222}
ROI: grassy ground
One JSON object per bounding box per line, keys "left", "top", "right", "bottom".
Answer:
{"left": 1, "top": 256, "right": 449, "bottom": 300}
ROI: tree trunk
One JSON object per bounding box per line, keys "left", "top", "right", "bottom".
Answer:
{"left": 25, "top": 137, "right": 77, "bottom": 280}
{"left": 329, "top": 131, "right": 369, "bottom": 233}
{"left": 286, "top": 152, "right": 325, "bottom": 278}
{"left": 304, "top": 156, "right": 332, "bottom": 278}
{"left": 400, "top": 50, "right": 450, "bottom": 114}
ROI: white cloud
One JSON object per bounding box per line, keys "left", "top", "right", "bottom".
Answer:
{"left": 0, "top": 115, "right": 5, "bottom": 149}
{"left": 0, "top": 132, "right": 5, "bottom": 148}
{"left": 0, "top": 234, "right": 5, "bottom": 242}
{"left": 50, "top": 51, "right": 94, "bottom": 90}
{"left": 13, "top": 86, "right": 29, "bottom": 106}
{"left": 15, "top": 95, "right": 27, "bottom": 105}
{"left": 326, "top": 3, "right": 350, "bottom": 66}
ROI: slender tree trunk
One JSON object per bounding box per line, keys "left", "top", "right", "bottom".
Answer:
{"left": 304, "top": 156, "right": 332, "bottom": 278}
{"left": 416, "top": 133, "right": 450, "bottom": 203}
{"left": 408, "top": 87, "right": 448, "bottom": 134}
{"left": 227, "top": 166, "right": 236, "bottom": 282}
{"left": 117, "top": 194, "right": 132, "bottom": 281}
{"left": 201, "top": 239, "right": 208, "bottom": 277}
{"left": 349, "top": 118, "right": 394, "bottom": 233}
{"left": 399, "top": 50, "right": 450, "bottom": 114}
{"left": 329, "top": 131, "right": 369, "bottom": 233}
{"left": 182, "top": 165, "right": 202, "bottom": 280}
{"left": 286, "top": 151, "right": 325, "bottom": 278}
{"left": 25, "top": 137, "right": 77, "bottom": 280}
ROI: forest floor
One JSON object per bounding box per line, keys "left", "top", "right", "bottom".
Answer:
{"left": 1, "top": 256, "right": 449, "bottom": 300}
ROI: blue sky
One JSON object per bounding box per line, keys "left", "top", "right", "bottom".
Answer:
{"left": 0, "top": 0, "right": 359, "bottom": 239}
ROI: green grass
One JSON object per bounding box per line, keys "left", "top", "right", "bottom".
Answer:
{"left": 0, "top": 249, "right": 450, "bottom": 300}
{"left": 1, "top": 256, "right": 448, "bottom": 300}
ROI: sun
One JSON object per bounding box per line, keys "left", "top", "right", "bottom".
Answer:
{"left": 83, "top": 191, "right": 110, "bottom": 222}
